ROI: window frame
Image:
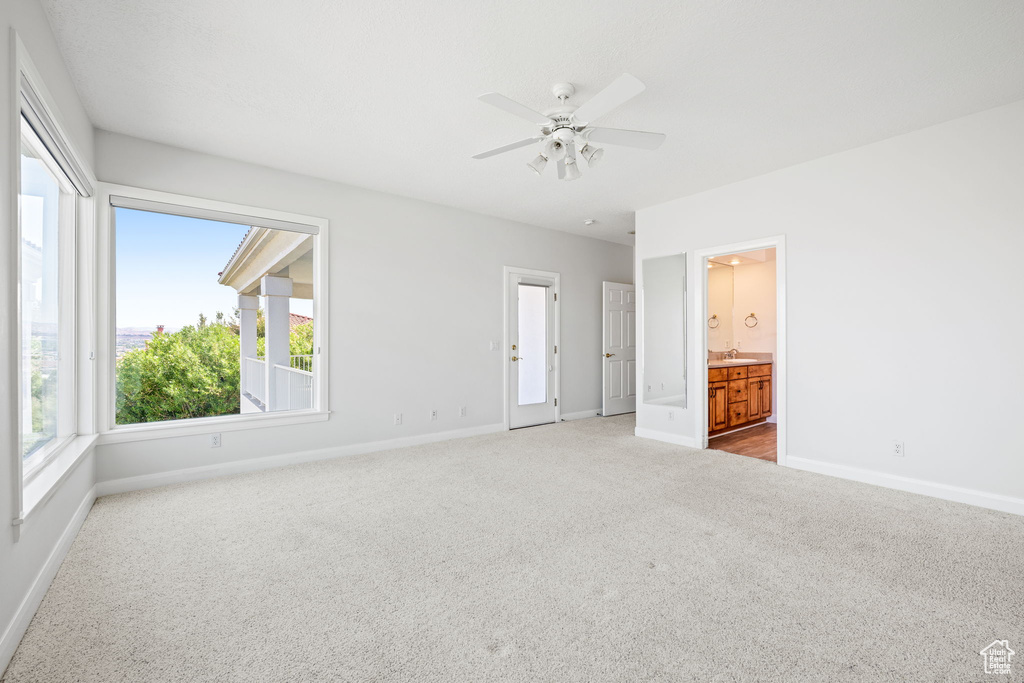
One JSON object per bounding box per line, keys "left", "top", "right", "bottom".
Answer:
{"left": 18, "top": 116, "right": 78, "bottom": 481}
{"left": 10, "top": 33, "right": 98, "bottom": 528}
{"left": 95, "top": 183, "right": 331, "bottom": 443}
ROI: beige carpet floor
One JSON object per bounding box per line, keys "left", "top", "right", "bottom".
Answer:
{"left": 4, "top": 415, "right": 1022, "bottom": 682}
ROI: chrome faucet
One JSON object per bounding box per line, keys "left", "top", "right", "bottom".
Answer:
{"left": 724, "top": 348, "right": 739, "bottom": 360}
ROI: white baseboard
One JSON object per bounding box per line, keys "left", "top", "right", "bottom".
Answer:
{"left": 634, "top": 427, "right": 700, "bottom": 449}
{"left": 561, "top": 409, "right": 601, "bottom": 421}
{"left": 96, "top": 422, "right": 507, "bottom": 497}
{"left": 787, "top": 457, "right": 1024, "bottom": 517}
{"left": 0, "top": 485, "right": 96, "bottom": 674}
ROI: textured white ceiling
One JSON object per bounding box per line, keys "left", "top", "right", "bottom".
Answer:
{"left": 41, "top": 0, "right": 1024, "bottom": 244}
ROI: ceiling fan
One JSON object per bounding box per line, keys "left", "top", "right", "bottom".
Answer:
{"left": 472, "top": 74, "right": 666, "bottom": 181}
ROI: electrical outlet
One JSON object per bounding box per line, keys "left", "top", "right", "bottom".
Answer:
{"left": 430, "top": 409, "right": 438, "bottom": 421}
{"left": 394, "top": 413, "right": 402, "bottom": 426}
{"left": 668, "top": 411, "right": 675, "bottom": 421}
{"left": 660, "top": 382, "right": 665, "bottom": 390}
{"left": 893, "top": 441, "right": 905, "bottom": 457}
{"left": 459, "top": 406, "right": 467, "bottom": 418}
{"left": 647, "top": 385, "right": 652, "bottom": 392}
{"left": 210, "top": 433, "right": 221, "bottom": 448}
{"left": 489, "top": 341, "right": 497, "bottom": 351}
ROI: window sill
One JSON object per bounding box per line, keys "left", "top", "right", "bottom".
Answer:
{"left": 97, "top": 409, "right": 331, "bottom": 445}
{"left": 17, "top": 433, "right": 98, "bottom": 526}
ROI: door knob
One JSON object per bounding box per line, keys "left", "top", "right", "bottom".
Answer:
{"left": 604, "top": 353, "right": 616, "bottom": 358}
{"left": 512, "top": 356, "right": 523, "bottom": 361}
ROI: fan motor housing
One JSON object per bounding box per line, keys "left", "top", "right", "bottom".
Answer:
{"left": 551, "top": 127, "right": 576, "bottom": 144}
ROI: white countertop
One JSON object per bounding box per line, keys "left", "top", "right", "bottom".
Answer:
{"left": 708, "top": 359, "right": 773, "bottom": 369}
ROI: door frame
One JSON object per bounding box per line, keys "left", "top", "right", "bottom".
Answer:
{"left": 503, "top": 266, "right": 561, "bottom": 430}
{"left": 692, "top": 236, "right": 787, "bottom": 465}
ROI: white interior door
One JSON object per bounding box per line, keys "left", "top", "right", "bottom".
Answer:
{"left": 508, "top": 272, "right": 557, "bottom": 429}
{"left": 602, "top": 281, "right": 636, "bottom": 416}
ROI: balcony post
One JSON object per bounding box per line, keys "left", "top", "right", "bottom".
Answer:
{"left": 238, "top": 295, "right": 259, "bottom": 407}
{"left": 262, "top": 275, "right": 293, "bottom": 411}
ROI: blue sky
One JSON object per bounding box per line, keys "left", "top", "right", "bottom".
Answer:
{"left": 116, "top": 208, "right": 313, "bottom": 330}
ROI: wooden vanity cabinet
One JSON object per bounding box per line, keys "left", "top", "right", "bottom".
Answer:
{"left": 747, "top": 376, "right": 772, "bottom": 421}
{"left": 708, "top": 381, "right": 728, "bottom": 431}
{"left": 708, "top": 362, "right": 772, "bottom": 436}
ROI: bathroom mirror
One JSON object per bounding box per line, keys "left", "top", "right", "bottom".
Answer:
{"left": 706, "top": 248, "right": 777, "bottom": 357}
{"left": 642, "top": 253, "right": 687, "bottom": 408}
{"left": 706, "top": 262, "right": 734, "bottom": 351}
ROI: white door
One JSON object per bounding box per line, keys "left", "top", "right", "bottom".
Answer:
{"left": 508, "top": 271, "right": 557, "bottom": 429}
{"left": 602, "top": 281, "right": 636, "bottom": 416}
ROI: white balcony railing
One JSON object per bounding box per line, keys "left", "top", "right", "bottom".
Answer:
{"left": 243, "top": 355, "right": 313, "bottom": 411}
{"left": 244, "top": 356, "right": 266, "bottom": 405}
{"left": 274, "top": 364, "right": 313, "bottom": 411}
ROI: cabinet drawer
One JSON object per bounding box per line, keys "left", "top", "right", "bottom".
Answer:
{"left": 748, "top": 363, "right": 771, "bottom": 377}
{"left": 708, "top": 368, "right": 729, "bottom": 382}
{"left": 729, "top": 402, "right": 749, "bottom": 427}
{"left": 727, "top": 366, "right": 748, "bottom": 380}
{"left": 727, "top": 380, "right": 748, "bottom": 403}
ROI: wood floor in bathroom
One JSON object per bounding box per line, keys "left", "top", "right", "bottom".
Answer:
{"left": 708, "top": 423, "right": 777, "bottom": 462}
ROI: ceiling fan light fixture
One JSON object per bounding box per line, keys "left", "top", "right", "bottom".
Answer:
{"left": 527, "top": 154, "right": 548, "bottom": 175}
{"left": 545, "top": 138, "right": 567, "bottom": 161}
{"left": 580, "top": 144, "right": 604, "bottom": 167}
{"left": 563, "top": 158, "right": 581, "bottom": 181}
{"left": 473, "top": 74, "right": 666, "bottom": 182}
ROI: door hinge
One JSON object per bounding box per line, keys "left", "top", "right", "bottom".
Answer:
{"left": 554, "top": 293, "right": 557, "bottom": 302}
{"left": 554, "top": 398, "right": 558, "bottom": 407}
{"left": 554, "top": 345, "right": 557, "bottom": 354}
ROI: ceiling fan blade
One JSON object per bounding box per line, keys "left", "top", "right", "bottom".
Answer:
{"left": 571, "top": 73, "right": 646, "bottom": 125}
{"left": 478, "top": 92, "right": 553, "bottom": 126}
{"left": 556, "top": 157, "right": 566, "bottom": 180}
{"left": 584, "top": 127, "right": 666, "bottom": 150}
{"left": 472, "top": 137, "right": 543, "bottom": 159}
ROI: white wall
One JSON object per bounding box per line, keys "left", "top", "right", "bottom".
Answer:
{"left": 732, "top": 259, "right": 776, "bottom": 355}
{"left": 635, "top": 99, "right": 1024, "bottom": 510}
{"left": 0, "top": 0, "right": 97, "bottom": 670}
{"left": 93, "top": 131, "right": 633, "bottom": 484}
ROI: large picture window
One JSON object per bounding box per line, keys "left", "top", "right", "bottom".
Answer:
{"left": 19, "top": 115, "right": 77, "bottom": 477}
{"left": 111, "top": 200, "right": 322, "bottom": 426}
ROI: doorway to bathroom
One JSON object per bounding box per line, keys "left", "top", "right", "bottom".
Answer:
{"left": 696, "top": 238, "right": 786, "bottom": 464}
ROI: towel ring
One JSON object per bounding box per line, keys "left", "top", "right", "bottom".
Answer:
{"left": 744, "top": 313, "right": 758, "bottom": 328}
{"left": 708, "top": 314, "right": 720, "bottom": 329}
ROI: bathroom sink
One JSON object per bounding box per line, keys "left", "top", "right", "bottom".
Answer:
{"left": 717, "top": 358, "right": 762, "bottom": 363}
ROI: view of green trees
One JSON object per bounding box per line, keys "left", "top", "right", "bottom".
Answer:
{"left": 115, "top": 312, "right": 314, "bottom": 425}
{"left": 24, "top": 337, "right": 58, "bottom": 457}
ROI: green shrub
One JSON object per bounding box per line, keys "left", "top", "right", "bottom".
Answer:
{"left": 116, "top": 318, "right": 240, "bottom": 424}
